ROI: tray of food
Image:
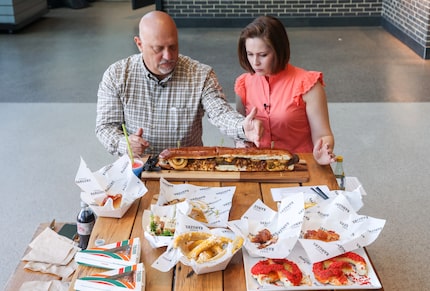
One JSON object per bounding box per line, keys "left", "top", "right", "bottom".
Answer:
{"left": 243, "top": 246, "right": 382, "bottom": 290}
{"left": 140, "top": 146, "right": 309, "bottom": 182}
{"left": 228, "top": 190, "right": 385, "bottom": 290}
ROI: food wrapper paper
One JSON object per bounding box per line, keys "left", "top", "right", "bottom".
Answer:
{"left": 227, "top": 193, "right": 304, "bottom": 258}
{"left": 299, "top": 193, "right": 386, "bottom": 263}
{"left": 151, "top": 210, "right": 241, "bottom": 274}
{"left": 271, "top": 184, "right": 364, "bottom": 212}
{"left": 75, "top": 155, "right": 148, "bottom": 218}
{"left": 142, "top": 201, "right": 190, "bottom": 248}
{"left": 155, "top": 177, "right": 235, "bottom": 228}
{"left": 345, "top": 176, "right": 368, "bottom": 195}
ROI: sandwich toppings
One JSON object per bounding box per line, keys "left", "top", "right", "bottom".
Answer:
{"left": 249, "top": 229, "right": 278, "bottom": 249}
{"left": 304, "top": 229, "right": 340, "bottom": 242}
{"left": 251, "top": 258, "right": 306, "bottom": 287}
{"left": 100, "top": 193, "right": 122, "bottom": 209}
{"left": 312, "top": 252, "right": 369, "bottom": 286}
{"left": 158, "top": 146, "right": 299, "bottom": 172}
{"left": 149, "top": 214, "right": 175, "bottom": 236}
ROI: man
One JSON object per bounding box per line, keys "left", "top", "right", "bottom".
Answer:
{"left": 96, "top": 11, "right": 262, "bottom": 156}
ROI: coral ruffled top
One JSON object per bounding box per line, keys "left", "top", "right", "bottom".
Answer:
{"left": 235, "top": 64, "right": 324, "bottom": 153}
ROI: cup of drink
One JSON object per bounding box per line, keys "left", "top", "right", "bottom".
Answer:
{"left": 132, "top": 156, "right": 144, "bottom": 178}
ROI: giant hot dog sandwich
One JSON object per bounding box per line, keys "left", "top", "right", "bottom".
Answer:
{"left": 158, "top": 146, "right": 299, "bottom": 172}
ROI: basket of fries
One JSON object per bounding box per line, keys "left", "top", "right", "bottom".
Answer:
{"left": 151, "top": 210, "right": 243, "bottom": 274}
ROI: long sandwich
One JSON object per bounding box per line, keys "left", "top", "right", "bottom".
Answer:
{"left": 157, "top": 146, "right": 299, "bottom": 172}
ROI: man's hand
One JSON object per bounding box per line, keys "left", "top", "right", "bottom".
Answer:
{"left": 128, "top": 128, "right": 150, "bottom": 156}
{"left": 242, "top": 107, "right": 263, "bottom": 147}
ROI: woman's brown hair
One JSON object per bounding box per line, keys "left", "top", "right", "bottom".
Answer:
{"left": 238, "top": 15, "right": 290, "bottom": 74}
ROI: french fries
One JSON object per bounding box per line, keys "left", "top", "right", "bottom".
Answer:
{"left": 173, "top": 231, "right": 243, "bottom": 263}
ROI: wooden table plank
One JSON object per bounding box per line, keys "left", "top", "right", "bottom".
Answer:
{"left": 175, "top": 265, "right": 223, "bottom": 291}
{"left": 130, "top": 179, "right": 174, "bottom": 291}
{"left": 221, "top": 181, "right": 263, "bottom": 291}
{"left": 170, "top": 181, "right": 224, "bottom": 291}
{"left": 224, "top": 249, "right": 246, "bottom": 291}
{"left": 222, "top": 181, "right": 261, "bottom": 221}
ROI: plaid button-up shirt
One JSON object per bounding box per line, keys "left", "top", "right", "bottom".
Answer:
{"left": 96, "top": 53, "right": 246, "bottom": 155}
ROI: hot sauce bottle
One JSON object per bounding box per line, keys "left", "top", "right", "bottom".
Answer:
{"left": 334, "top": 155, "right": 346, "bottom": 190}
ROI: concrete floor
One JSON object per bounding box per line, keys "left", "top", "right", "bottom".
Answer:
{"left": 2, "top": 2, "right": 430, "bottom": 103}
{"left": 1, "top": 2, "right": 430, "bottom": 290}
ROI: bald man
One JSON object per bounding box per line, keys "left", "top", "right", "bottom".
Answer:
{"left": 96, "top": 11, "right": 262, "bottom": 156}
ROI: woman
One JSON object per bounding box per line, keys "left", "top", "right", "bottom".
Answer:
{"left": 235, "top": 15, "right": 335, "bottom": 165}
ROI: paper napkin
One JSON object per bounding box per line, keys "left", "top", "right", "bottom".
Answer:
{"left": 19, "top": 280, "right": 69, "bottom": 291}
{"left": 21, "top": 227, "right": 79, "bottom": 278}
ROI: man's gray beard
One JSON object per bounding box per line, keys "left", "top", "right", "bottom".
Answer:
{"left": 158, "top": 62, "right": 175, "bottom": 75}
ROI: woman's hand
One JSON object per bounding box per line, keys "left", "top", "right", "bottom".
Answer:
{"left": 235, "top": 139, "right": 256, "bottom": 148}
{"left": 242, "top": 107, "right": 263, "bottom": 147}
{"left": 313, "top": 138, "right": 336, "bottom": 165}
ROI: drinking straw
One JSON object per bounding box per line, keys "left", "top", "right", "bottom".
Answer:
{"left": 122, "top": 124, "right": 134, "bottom": 162}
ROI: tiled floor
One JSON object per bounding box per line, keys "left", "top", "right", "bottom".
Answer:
{"left": 1, "top": 2, "right": 430, "bottom": 290}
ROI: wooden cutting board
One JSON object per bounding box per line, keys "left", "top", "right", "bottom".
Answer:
{"left": 140, "top": 160, "right": 309, "bottom": 183}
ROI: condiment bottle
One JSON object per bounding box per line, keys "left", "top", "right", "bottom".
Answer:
{"left": 334, "top": 155, "right": 346, "bottom": 190}
{"left": 77, "top": 201, "right": 95, "bottom": 249}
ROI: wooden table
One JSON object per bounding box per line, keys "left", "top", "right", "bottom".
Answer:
{"left": 69, "top": 153, "right": 384, "bottom": 291}
{"left": 6, "top": 153, "right": 383, "bottom": 290}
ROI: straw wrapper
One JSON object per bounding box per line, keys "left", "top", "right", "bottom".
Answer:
{"left": 228, "top": 193, "right": 304, "bottom": 258}
{"left": 75, "top": 155, "right": 148, "bottom": 218}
